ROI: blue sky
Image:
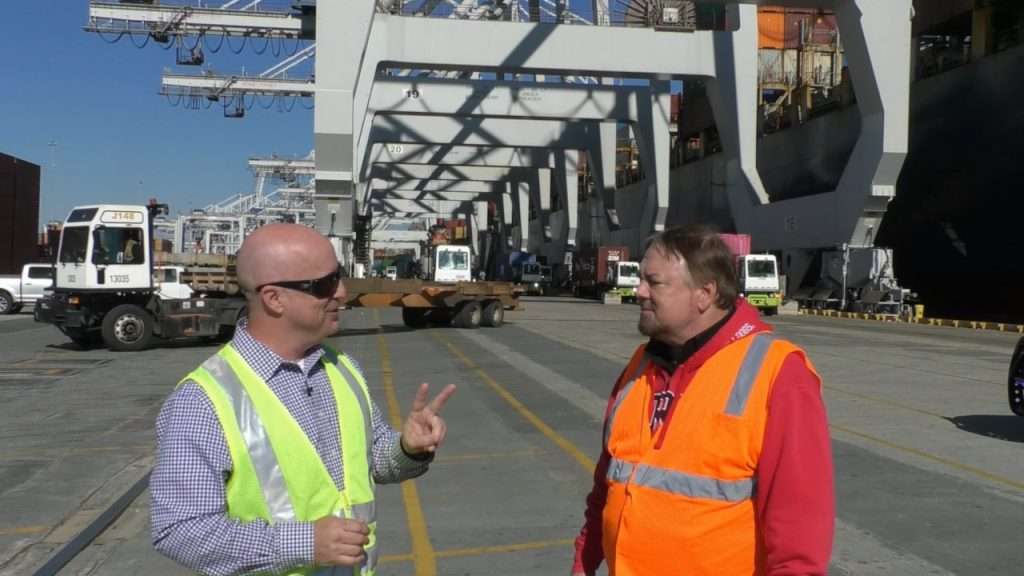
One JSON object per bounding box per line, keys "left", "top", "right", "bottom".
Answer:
{"left": 1, "top": 1, "right": 313, "bottom": 226}
{"left": 1, "top": 1, "right": 681, "bottom": 228}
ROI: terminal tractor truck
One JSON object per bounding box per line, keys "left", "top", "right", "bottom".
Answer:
{"left": 35, "top": 203, "right": 520, "bottom": 350}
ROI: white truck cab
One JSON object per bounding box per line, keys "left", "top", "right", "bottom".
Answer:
{"left": 737, "top": 254, "right": 781, "bottom": 314}
{"left": 153, "top": 265, "right": 195, "bottom": 300}
{"left": 610, "top": 261, "right": 641, "bottom": 301}
{"left": 37, "top": 203, "right": 247, "bottom": 351}
{"left": 55, "top": 205, "right": 152, "bottom": 292}
{"left": 432, "top": 245, "right": 472, "bottom": 283}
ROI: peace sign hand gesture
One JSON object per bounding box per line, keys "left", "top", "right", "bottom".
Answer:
{"left": 400, "top": 383, "right": 457, "bottom": 456}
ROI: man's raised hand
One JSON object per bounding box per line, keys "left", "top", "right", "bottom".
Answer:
{"left": 401, "top": 383, "right": 457, "bottom": 455}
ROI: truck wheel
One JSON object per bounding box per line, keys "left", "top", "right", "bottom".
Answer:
{"left": 453, "top": 301, "right": 481, "bottom": 329}
{"left": 402, "top": 307, "right": 429, "bottom": 328}
{"left": 481, "top": 300, "right": 504, "bottom": 328}
{"left": 1008, "top": 336, "right": 1024, "bottom": 417}
{"left": 102, "top": 304, "right": 155, "bottom": 351}
{"left": 0, "top": 291, "right": 13, "bottom": 315}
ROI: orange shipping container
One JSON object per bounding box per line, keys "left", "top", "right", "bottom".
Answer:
{"left": 758, "top": 8, "right": 786, "bottom": 49}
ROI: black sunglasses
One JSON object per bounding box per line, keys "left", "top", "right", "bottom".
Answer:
{"left": 257, "top": 266, "right": 342, "bottom": 299}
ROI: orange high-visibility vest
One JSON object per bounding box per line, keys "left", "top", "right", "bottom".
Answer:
{"left": 601, "top": 332, "right": 820, "bottom": 576}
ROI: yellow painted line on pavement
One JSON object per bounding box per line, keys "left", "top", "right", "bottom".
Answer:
{"left": 436, "top": 537, "right": 576, "bottom": 560}
{"left": 379, "top": 537, "right": 575, "bottom": 565}
{"left": 474, "top": 313, "right": 1023, "bottom": 495}
{"left": 380, "top": 551, "right": 416, "bottom": 564}
{"left": 823, "top": 385, "right": 1024, "bottom": 490}
{"left": 825, "top": 386, "right": 949, "bottom": 420}
{"left": 432, "top": 333, "right": 595, "bottom": 473}
{"left": 799, "top": 308, "right": 1024, "bottom": 334}
{"left": 831, "top": 423, "right": 1024, "bottom": 491}
{"left": 438, "top": 326, "right": 1023, "bottom": 497}
{"left": 0, "top": 525, "right": 49, "bottom": 536}
{"left": 436, "top": 448, "right": 546, "bottom": 463}
{"left": 375, "top": 312, "right": 436, "bottom": 576}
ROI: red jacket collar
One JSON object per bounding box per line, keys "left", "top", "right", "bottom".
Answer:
{"left": 676, "top": 298, "right": 772, "bottom": 374}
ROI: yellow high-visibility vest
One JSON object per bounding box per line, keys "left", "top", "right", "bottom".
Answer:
{"left": 183, "top": 344, "right": 377, "bottom": 576}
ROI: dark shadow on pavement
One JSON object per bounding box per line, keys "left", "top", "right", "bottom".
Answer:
{"left": 46, "top": 342, "right": 92, "bottom": 352}
{"left": 159, "top": 338, "right": 224, "bottom": 350}
{"left": 517, "top": 296, "right": 612, "bottom": 305}
{"left": 47, "top": 337, "right": 222, "bottom": 353}
{"left": 947, "top": 415, "right": 1024, "bottom": 443}
{"left": 334, "top": 324, "right": 413, "bottom": 337}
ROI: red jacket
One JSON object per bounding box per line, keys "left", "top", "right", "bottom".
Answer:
{"left": 573, "top": 300, "right": 834, "bottom": 575}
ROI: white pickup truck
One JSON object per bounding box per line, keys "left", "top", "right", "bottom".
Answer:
{"left": 0, "top": 263, "right": 54, "bottom": 314}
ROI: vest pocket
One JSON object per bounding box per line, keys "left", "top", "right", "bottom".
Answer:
{"left": 708, "top": 413, "right": 758, "bottom": 474}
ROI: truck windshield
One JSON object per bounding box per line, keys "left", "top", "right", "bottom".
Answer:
{"left": 747, "top": 260, "right": 777, "bottom": 278}
{"left": 92, "top": 227, "right": 144, "bottom": 265}
{"left": 154, "top": 268, "right": 178, "bottom": 283}
{"left": 438, "top": 250, "right": 469, "bottom": 270}
{"left": 619, "top": 264, "right": 640, "bottom": 277}
{"left": 58, "top": 227, "right": 90, "bottom": 264}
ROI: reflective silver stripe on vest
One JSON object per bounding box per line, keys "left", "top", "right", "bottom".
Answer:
{"left": 365, "top": 538, "right": 378, "bottom": 575}
{"left": 350, "top": 501, "right": 376, "bottom": 523}
{"left": 634, "top": 462, "right": 755, "bottom": 502}
{"left": 603, "top": 354, "right": 650, "bottom": 448}
{"left": 325, "top": 350, "right": 374, "bottom": 460}
{"left": 324, "top": 350, "right": 377, "bottom": 576}
{"left": 724, "top": 333, "right": 776, "bottom": 417}
{"left": 607, "top": 457, "right": 755, "bottom": 502}
{"left": 606, "top": 457, "right": 635, "bottom": 484}
{"left": 200, "top": 354, "right": 295, "bottom": 521}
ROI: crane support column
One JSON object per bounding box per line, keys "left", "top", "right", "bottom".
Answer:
{"left": 713, "top": 0, "right": 911, "bottom": 254}
{"left": 313, "top": 0, "right": 375, "bottom": 268}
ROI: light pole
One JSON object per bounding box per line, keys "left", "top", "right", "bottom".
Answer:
{"left": 840, "top": 242, "right": 849, "bottom": 311}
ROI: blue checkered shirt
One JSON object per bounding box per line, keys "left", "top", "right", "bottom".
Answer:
{"left": 151, "top": 322, "right": 430, "bottom": 575}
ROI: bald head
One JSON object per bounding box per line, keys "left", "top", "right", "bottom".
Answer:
{"left": 237, "top": 224, "right": 336, "bottom": 294}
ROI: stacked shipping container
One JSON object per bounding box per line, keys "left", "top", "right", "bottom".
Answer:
{"left": 757, "top": 7, "right": 842, "bottom": 91}
{"left": 0, "top": 153, "right": 41, "bottom": 274}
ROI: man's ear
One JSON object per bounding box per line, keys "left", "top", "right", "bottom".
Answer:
{"left": 696, "top": 281, "right": 718, "bottom": 313}
{"left": 260, "top": 287, "right": 286, "bottom": 316}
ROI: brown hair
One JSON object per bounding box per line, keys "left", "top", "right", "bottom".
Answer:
{"left": 646, "top": 224, "right": 739, "bottom": 309}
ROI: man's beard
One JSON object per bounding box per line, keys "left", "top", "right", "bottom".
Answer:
{"left": 637, "top": 314, "right": 660, "bottom": 338}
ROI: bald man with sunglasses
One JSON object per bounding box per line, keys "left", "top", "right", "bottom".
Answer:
{"left": 151, "top": 224, "right": 456, "bottom": 575}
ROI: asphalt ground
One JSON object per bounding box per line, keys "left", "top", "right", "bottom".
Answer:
{"left": 0, "top": 299, "right": 1022, "bottom": 575}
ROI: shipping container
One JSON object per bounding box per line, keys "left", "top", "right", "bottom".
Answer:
{"left": 718, "top": 233, "right": 751, "bottom": 258}
{"left": 759, "top": 8, "right": 787, "bottom": 50}
{"left": 0, "top": 153, "right": 41, "bottom": 274}
{"left": 758, "top": 7, "right": 839, "bottom": 50}
{"left": 574, "top": 245, "right": 629, "bottom": 286}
